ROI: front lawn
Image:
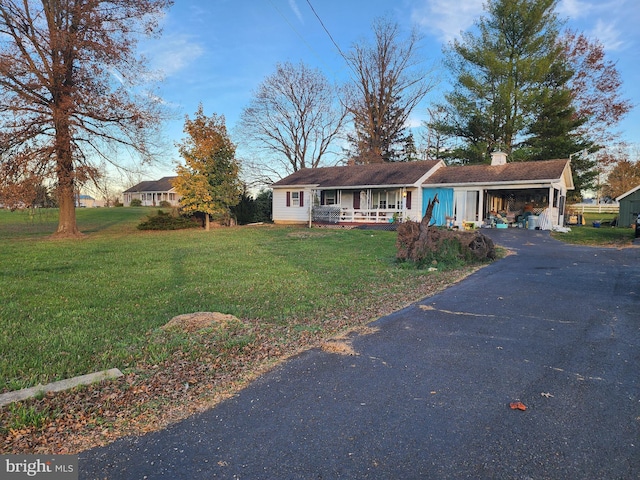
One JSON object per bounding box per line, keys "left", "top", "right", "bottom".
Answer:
{"left": 0, "top": 208, "right": 485, "bottom": 453}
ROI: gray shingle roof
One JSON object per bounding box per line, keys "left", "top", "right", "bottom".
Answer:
{"left": 271, "top": 161, "right": 441, "bottom": 188}
{"left": 423, "top": 159, "right": 571, "bottom": 185}
{"left": 123, "top": 176, "right": 177, "bottom": 193}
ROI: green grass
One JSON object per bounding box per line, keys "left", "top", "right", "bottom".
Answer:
{"left": 0, "top": 206, "right": 152, "bottom": 240}
{"left": 551, "top": 212, "right": 636, "bottom": 246}
{"left": 1, "top": 208, "right": 472, "bottom": 392}
{"left": 2, "top": 206, "right": 631, "bottom": 395}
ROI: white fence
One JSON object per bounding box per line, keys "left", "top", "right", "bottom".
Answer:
{"left": 568, "top": 204, "right": 619, "bottom": 214}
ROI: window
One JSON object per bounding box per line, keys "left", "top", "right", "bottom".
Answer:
{"left": 322, "top": 190, "right": 336, "bottom": 205}
{"left": 286, "top": 191, "right": 304, "bottom": 207}
{"left": 388, "top": 192, "right": 397, "bottom": 209}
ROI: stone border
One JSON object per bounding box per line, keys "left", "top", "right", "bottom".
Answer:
{"left": 0, "top": 368, "right": 123, "bottom": 407}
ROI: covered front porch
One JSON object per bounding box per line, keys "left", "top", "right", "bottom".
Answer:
{"left": 311, "top": 187, "right": 413, "bottom": 225}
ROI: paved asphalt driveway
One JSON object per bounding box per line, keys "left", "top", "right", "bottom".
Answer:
{"left": 80, "top": 229, "right": 640, "bottom": 479}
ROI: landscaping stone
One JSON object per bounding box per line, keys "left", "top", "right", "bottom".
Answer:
{"left": 0, "top": 368, "right": 123, "bottom": 406}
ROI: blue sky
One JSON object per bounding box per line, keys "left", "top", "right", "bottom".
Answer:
{"left": 140, "top": 0, "right": 640, "bottom": 179}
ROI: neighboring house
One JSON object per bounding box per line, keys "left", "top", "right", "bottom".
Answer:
{"left": 122, "top": 177, "right": 180, "bottom": 207}
{"left": 616, "top": 185, "right": 640, "bottom": 228}
{"left": 77, "top": 194, "right": 100, "bottom": 208}
{"left": 271, "top": 160, "right": 444, "bottom": 225}
{"left": 271, "top": 152, "right": 574, "bottom": 229}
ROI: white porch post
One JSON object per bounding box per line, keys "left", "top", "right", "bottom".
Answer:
{"left": 308, "top": 189, "right": 314, "bottom": 228}
{"left": 548, "top": 186, "right": 554, "bottom": 225}
{"left": 402, "top": 187, "right": 407, "bottom": 220}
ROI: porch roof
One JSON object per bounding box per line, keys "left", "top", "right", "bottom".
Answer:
{"left": 272, "top": 160, "right": 441, "bottom": 189}
{"left": 423, "top": 159, "right": 572, "bottom": 188}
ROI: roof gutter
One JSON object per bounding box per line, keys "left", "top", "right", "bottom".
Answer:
{"left": 272, "top": 183, "right": 417, "bottom": 190}
{"left": 423, "top": 179, "right": 562, "bottom": 188}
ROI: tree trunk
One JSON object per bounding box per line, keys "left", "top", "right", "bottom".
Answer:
{"left": 52, "top": 104, "right": 82, "bottom": 238}
{"left": 416, "top": 194, "right": 439, "bottom": 246}
{"left": 205, "top": 214, "right": 210, "bottom": 231}
{"left": 55, "top": 180, "right": 80, "bottom": 237}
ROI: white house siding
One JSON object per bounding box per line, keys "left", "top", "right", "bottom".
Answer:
{"left": 403, "top": 187, "right": 422, "bottom": 222}
{"left": 272, "top": 188, "right": 310, "bottom": 224}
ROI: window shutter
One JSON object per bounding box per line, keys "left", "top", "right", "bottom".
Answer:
{"left": 299, "top": 191, "right": 304, "bottom": 207}
{"left": 286, "top": 191, "right": 291, "bottom": 207}
{"left": 406, "top": 191, "right": 412, "bottom": 210}
{"left": 353, "top": 191, "right": 361, "bottom": 210}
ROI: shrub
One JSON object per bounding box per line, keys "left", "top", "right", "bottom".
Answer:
{"left": 137, "top": 210, "right": 200, "bottom": 230}
{"left": 130, "top": 198, "right": 142, "bottom": 207}
{"left": 159, "top": 200, "right": 171, "bottom": 208}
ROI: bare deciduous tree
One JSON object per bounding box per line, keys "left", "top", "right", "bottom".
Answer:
{"left": 344, "top": 18, "right": 435, "bottom": 163}
{"left": 422, "top": 105, "right": 455, "bottom": 161}
{"left": 238, "top": 61, "right": 347, "bottom": 184}
{"left": 0, "top": 0, "right": 171, "bottom": 237}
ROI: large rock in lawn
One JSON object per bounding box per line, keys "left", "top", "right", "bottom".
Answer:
{"left": 162, "top": 312, "right": 240, "bottom": 333}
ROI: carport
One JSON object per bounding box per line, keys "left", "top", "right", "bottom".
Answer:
{"left": 422, "top": 154, "right": 573, "bottom": 229}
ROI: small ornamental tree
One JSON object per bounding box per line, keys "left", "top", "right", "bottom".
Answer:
{"left": 173, "top": 105, "right": 242, "bottom": 230}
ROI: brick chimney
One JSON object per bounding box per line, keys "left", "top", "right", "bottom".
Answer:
{"left": 491, "top": 151, "right": 507, "bottom": 165}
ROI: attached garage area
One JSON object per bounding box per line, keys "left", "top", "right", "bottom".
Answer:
{"left": 421, "top": 156, "right": 573, "bottom": 229}
{"left": 484, "top": 187, "right": 565, "bottom": 226}
{"left": 423, "top": 186, "right": 566, "bottom": 228}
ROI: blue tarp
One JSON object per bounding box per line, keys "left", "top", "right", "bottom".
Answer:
{"left": 422, "top": 188, "right": 454, "bottom": 226}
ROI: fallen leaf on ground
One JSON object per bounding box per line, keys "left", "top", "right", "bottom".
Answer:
{"left": 509, "top": 401, "right": 527, "bottom": 411}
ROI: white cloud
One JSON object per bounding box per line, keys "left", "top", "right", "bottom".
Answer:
{"left": 108, "top": 67, "right": 125, "bottom": 85}
{"left": 557, "top": 0, "right": 594, "bottom": 18}
{"left": 405, "top": 116, "right": 424, "bottom": 129}
{"left": 411, "top": 0, "right": 633, "bottom": 53}
{"left": 558, "top": 0, "right": 632, "bottom": 52}
{"left": 289, "top": 0, "right": 304, "bottom": 23}
{"left": 411, "top": 0, "right": 484, "bottom": 43}
{"left": 590, "top": 19, "right": 625, "bottom": 51}
{"left": 145, "top": 35, "right": 205, "bottom": 78}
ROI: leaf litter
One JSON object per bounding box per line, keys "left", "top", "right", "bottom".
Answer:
{"left": 1, "top": 268, "right": 477, "bottom": 455}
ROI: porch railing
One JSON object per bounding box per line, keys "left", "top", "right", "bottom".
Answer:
{"left": 312, "top": 206, "right": 401, "bottom": 224}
